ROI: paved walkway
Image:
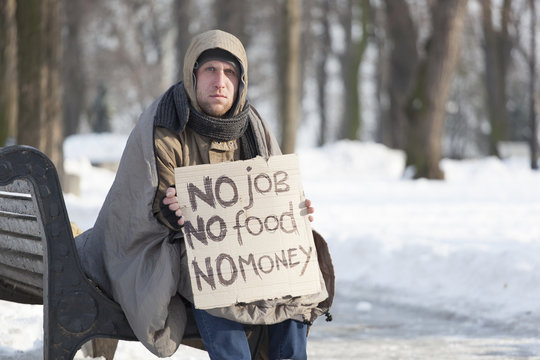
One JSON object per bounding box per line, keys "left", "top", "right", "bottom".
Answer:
{"left": 306, "top": 282, "right": 540, "bottom": 359}
{"left": 308, "top": 337, "right": 540, "bottom": 360}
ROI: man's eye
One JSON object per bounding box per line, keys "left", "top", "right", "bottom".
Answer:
{"left": 225, "top": 69, "right": 236, "bottom": 76}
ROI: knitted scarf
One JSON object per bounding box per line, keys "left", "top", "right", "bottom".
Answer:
{"left": 154, "top": 82, "right": 258, "bottom": 160}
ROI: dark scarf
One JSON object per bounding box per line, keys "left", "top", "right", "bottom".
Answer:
{"left": 154, "top": 82, "right": 259, "bottom": 159}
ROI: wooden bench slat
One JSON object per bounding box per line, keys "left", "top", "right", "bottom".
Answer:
{"left": 0, "top": 250, "right": 43, "bottom": 274}
{"left": 0, "top": 197, "right": 36, "bottom": 217}
{"left": 0, "top": 277, "right": 42, "bottom": 304}
{"left": 0, "top": 232, "right": 43, "bottom": 256}
{"left": 0, "top": 190, "right": 33, "bottom": 200}
{"left": 0, "top": 229, "right": 42, "bottom": 242}
{"left": 0, "top": 210, "right": 37, "bottom": 221}
{"left": 0, "top": 263, "right": 43, "bottom": 291}
{"left": 0, "top": 213, "right": 43, "bottom": 238}
{"left": 0, "top": 178, "right": 34, "bottom": 194}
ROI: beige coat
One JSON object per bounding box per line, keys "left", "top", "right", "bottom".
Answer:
{"left": 76, "top": 30, "right": 334, "bottom": 357}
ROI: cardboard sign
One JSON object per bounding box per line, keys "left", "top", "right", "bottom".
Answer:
{"left": 175, "top": 154, "right": 321, "bottom": 309}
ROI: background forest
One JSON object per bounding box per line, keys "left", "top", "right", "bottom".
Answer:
{"left": 1, "top": 2, "right": 540, "bottom": 358}
{"left": 0, "top": 0, "right": 538, "bottom": 183}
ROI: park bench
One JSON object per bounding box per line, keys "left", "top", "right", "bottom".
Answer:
{"left": 0, "top": 144, "right": 142, "bottom": 359}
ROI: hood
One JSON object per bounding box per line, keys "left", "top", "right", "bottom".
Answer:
{"left": 183, "top": 30, "right": 248, "bottom": 116}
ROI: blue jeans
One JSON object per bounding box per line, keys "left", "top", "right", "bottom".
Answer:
{"left": 192, "top": 306, "right": 308, "bottom": 360}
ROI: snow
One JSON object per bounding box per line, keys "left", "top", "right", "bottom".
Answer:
{"left": 2, "top": 136, "right": 540, "bottom": 359}
{"left": 299, "top": 141, "right": 540, "bottom": 324}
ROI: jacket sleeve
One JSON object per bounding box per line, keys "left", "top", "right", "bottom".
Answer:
{"left": 152, "top": 126, "right": 184, "bottom": 232}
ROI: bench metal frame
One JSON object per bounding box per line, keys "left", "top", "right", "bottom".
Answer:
{"left": 0, "top": 145, "right": 136, "bottom": 360}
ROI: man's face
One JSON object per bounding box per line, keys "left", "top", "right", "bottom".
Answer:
{"left": 195, "top": 60, "right": 239, "bottom": 117}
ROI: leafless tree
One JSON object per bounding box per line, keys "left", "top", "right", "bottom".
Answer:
{"left": 480, "top": 0, "right": 512, "bottom": 157}
{"left": 174, "top": 0, "right": 192, "bottom": 81}
{"left": 337, "top": 0, "right": 371, "bottom": 141}
{"left": 0, "top": 0, "right": 17, "bottom": 146}
{"left": 214, "top": 0, "right": 249, "bottom": 46}
{"left": 16, "top": 0, "right": 64, "bottom": 180}
{"left": 382, "top": 0, "right": 418, "bottom": 150}
{"left": 404, "top": 0, "right": 468, "bottom": 179}
{"left": 62, "top": 0, "right": 86, "bottom": 137}
{"left": 278, "top": 0, "right": 301, "bottom": 154}
{"left": 315, "top": 0, "right": 332, "bottom": 146}
{"left": 528, "top": 0, "right": 538, "bottom": 169}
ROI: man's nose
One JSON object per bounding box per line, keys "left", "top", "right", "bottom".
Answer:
{"left": 214, "top": 70, "right": 226, "bottom": 88}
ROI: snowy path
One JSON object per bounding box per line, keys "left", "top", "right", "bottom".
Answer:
{"left": 308, "top": 337, "right": 540, "bottom": 360}
{"left": 307, "top": 280, "right": 540, "bottom": 359}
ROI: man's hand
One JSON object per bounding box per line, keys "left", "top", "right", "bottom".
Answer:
{"left": 305, "top": 199, "right": 315, "bottom": 222}
{"left": 162, "top": 187, "right": 185, "bottom": 226}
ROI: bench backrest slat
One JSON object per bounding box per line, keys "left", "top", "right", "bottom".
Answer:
{"left": 0, "top": 213, "right": 43, "bottom": 240}
{"left": 0, "top": 250, "right": 43, "bottom": 274}
{"left": 0, "top": 263, "right": 42, "bottom": 291}
{"left": 0, "top": 178, "right": 45, "bottom": 298}
{"left": 0, "top": 232, "right": 43, "bottom": 256}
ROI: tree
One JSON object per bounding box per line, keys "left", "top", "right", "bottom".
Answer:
{"left": 382, "top": 0, "right": 418, "bottom": 150}
{"left": 480, "top": 0, "right": 512, "bottom": 157}
{"left": 0, "top": 1, "right": 6, "bottom": 146}
{"left": 404, "top": 0, "right": 468, "bottom": 179}
{"left": 16, "top": 0, "right": 64, "bottom": 180}
{"left": 338, "top": 0, "right": 371, "bottom": 141}
{"left": 214, "top": 0, "right": 249, "bottom": 46}
{"left": 16, "top": 1, "right": 41, "bottom": 149}
{"left": 528, "top": 0, "right": 538, "bottom": 169}
{"left": 62, "top": 0, "right": 86, "bottom": 137}
{"left": 278, "top": 0, "right": 301, "bottom": 154}
{"left": 0, "top": 0, "right": 17, "bottom": 147}
{"left": 174, "top": 0, "right": 192, "bottom": 81}
{"left": 315, "top": 0, "right": 331, "bottom": 146}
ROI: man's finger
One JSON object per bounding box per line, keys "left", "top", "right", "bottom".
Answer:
{"left": 168, "top": 203, "right": 180, "bottom": 211}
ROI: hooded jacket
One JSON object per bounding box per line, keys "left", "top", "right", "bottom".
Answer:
{"left": 76, "top": 30, "right": 334, "bottom": 357}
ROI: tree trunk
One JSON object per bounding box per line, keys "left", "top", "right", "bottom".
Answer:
{"left": 16, "top": 0, "right": 64, "bottom": 180}
{"left": 340, "top": 0, "right": 370, "bottom": 141}
{"left": 174, "top": 0, "right": 191, "bottom": 81}
{"left": 41, "top": 0, "right": 63, "bottom": 179}
{"left": 405, "top": 0, "right": 468, "bottom": 179}
{"left": 529, "top": 0, "right": 538, "bottom": 170}
{"left": 279, "top": 0, "right": 301, "bottom": 154}
{"left": 0, "top": 0, "right": 17, "bottom": 146}
{"left": 16, "top": 0, "right": 42, "bottom": 148}
{"left": 373, "top": 2, "right": 389, "bottom": 145}
{"left": 316, "top": 0, "right": 331, "bottom": 146}
{"left": 214, "top": 0, "right": 249, "bottom": 47}
{"left": 480, "top": 0, "right": 511, "bottom": 157}
{"left": 62, "top": 0, "right": 85, "bottom": 137}
{"left": 0, "top": 1, "right": 5, "bottom": 146}
{"left": 383, "top": 0, "right": 418, "bottom": 150}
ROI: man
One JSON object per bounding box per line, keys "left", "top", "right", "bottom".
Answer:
{"left": 76, "top": 30, "right": 332, "bottom": 359}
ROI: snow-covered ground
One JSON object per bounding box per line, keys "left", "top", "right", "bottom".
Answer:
{"left": 1, "top": 135, "right": 540, "bottom": 359}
